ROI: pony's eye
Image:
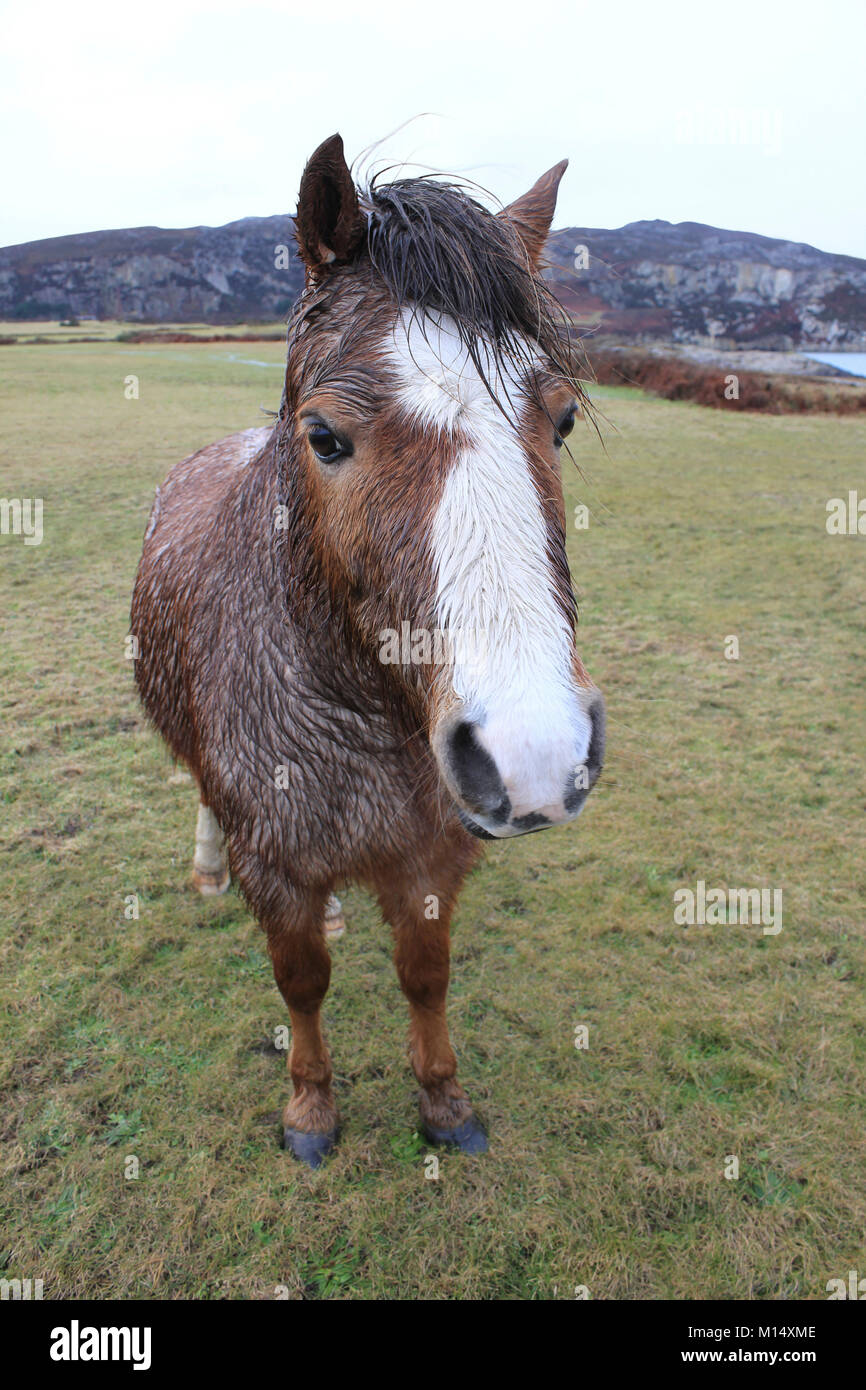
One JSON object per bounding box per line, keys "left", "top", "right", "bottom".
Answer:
{"left": 307, "top": 424, "right": 348, "bottom": 464}
{"left": 554, "top": 408, "right": 576, "bottom": 446}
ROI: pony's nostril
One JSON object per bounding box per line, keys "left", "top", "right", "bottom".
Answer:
{"left": 586, "top": 697, "right": 606, "bottom": 784}
{"left": 564, "top": 695, "right": 606, "bottom": 813}
{"left": 563, "top": 780, "right": 588, "bottom": 814}
{"left": 447, "top": 721, "right": 511, "bottom": 823}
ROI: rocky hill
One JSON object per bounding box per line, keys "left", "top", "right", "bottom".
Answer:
{"left": 2, "top": 214, "right": 865, "bottom": 350}
{"left": 545, "top": 221, "right": 866, "bottom": 350}
{"left": 0, "top": 218, "right": 304, "bottom": 324}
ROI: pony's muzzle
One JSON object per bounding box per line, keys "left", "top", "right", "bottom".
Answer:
{"left": 435, "top": 689, "right": 605, "bottom": 840}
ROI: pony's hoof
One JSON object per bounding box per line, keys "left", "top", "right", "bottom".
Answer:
{"left": 421, "top": 1115, "right": 489, "bottom": 1155}
{"left": 192, "top": 866, "right": 230, "bottom": 896}
{"left": 283, "top": 1125, "right": 338, "bottom": 1168}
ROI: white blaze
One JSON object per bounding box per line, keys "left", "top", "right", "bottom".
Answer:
{"left": 385, "top": 311, "right": 593, "bottom": 821}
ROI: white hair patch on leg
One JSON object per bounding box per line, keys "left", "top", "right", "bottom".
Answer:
{"left": 192, "top": 801, "right": 230, "bottom": 895}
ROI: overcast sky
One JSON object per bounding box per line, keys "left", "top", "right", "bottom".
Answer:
{"left": 2, "top": 0, "right": 863, "bottom": 257}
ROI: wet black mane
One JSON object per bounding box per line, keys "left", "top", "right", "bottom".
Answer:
{"left": 362, "top": 175, "right": 586, "bottom": 412}
{"left": 284, "top": 170, "right": 592, "bottom": 434}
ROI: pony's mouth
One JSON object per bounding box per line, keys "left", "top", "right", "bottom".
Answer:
{"left": 456, "top": 806, "right": 553, "bottom": 840}
{"left": 456, "top": 807, "right": 497, "bottom": 840}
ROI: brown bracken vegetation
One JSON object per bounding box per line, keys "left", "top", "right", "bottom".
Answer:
{"left": 587, "top": 347, "right": 866, "bottom": 414}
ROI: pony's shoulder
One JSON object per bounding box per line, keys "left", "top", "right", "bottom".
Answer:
{"left": 141, "top": 425, "right": 274, "bottom": 553}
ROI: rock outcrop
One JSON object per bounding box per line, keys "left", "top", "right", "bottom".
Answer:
{"left": 545, "top": 221, "right": 866, "bottom": 350}
{"left": 0, "top": 218, "right": 304, "bottom": 323}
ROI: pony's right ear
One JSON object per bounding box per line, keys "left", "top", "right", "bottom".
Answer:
{"left": 294, "top": 134, "right": 367, "bottom": 279}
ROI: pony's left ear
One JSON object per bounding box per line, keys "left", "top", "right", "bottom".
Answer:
{"left": 498, "top": 159, "right": 569, "bottom": 267}
{"left": 294, "top": 133, "right": 367, "bottom": 278}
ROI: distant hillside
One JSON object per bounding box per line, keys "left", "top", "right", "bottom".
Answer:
{"left": 545, "top": 222, "right": 866, "bottom": 350}
{"left": 2, "top": 214, "right": 865, "bottom": 350}
{"left": 0, "top": 218, "right": 304, "bottom": 324}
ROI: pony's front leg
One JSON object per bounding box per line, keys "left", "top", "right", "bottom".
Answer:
{"left": 376, "top": 855, "right": 488, "bottom": 1155}
{"left": 264, "top": 889, "right": 338, "bottom": 1168}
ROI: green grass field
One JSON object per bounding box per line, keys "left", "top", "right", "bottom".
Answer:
{"left": 1, "top": 334, "right": 864, "bottom": 1300}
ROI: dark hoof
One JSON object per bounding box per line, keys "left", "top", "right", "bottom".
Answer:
{"left": 421, "top": 1115, "right": 489, "bottom": 1155}
{"left": 283, "top": 1126, "right": 338, "bottom": 1169}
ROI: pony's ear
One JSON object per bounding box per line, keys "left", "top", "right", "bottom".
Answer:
{"left": 498, "top": 159, "right": 569, "bottom": 267}
{"left": 294, "top": 133, "right": 366, "bottom": 278}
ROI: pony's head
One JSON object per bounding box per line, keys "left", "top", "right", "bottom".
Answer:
{"left": 280, "top": 134, "right": 604, "bottom": 839}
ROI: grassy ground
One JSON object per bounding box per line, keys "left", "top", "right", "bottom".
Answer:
{"left": 1, "top": 336, "right": 864, "bottom": 1300}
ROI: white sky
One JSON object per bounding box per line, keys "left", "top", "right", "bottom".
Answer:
{"left": 2, "top": 0, "right": 864, "bottom": 257}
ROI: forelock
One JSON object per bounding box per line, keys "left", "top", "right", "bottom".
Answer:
{"left": 285, "top": 172, "right": 591, "bottom": 425}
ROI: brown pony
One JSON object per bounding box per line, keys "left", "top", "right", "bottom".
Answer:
{"left": 131, "top": 134, "right": 605, "bottom": 1167}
